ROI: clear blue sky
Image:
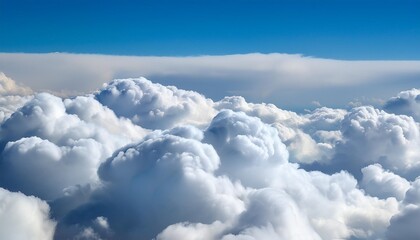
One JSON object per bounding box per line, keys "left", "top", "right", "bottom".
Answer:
{"left": 0, "top": 0, "right": 419, "bottom": 59}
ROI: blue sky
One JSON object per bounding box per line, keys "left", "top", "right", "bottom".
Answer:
{"left": 1, "top": 0, "right": 419, "bottom": 59}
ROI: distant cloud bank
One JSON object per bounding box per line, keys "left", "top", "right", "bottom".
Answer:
{"left": 1, "top": 52, "right": 420, "bottom": 108}
{"left": 1, "top": 73, "right": 420, "bottom": 239}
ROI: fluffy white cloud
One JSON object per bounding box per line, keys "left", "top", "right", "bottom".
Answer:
{"left": 158, "top": 189, "right": 322, "bottom": 240}
{"left": 0, "top": 95, "right": 32, "bottom": 123}
{"left": 386, "top": 177, "right": 420, "bottom": 240}
{"left": 0, "top": 76, "right": 417, "bottom": 239}
{"left": 1, "top": 136, "right": 102, "bottom": 200}
{"left": 0, "top": 73, "right": 33, "bottom": 123}
{"left": 0, "top": 72, "right": 32, "bottom": 96}
{"left": 304, "top": 107, "right": 347, "bottom": 132}
{"left": 0, "top": 93, "right": 146, "bottom": 200}
{"left": 326, "top": 106, "right": 420, "bottom": 179}
{"left": 64, "top": 95, "right": 145, "bottom": 141}
{"left": 271, "top": 166, "right": 398, "bottom": 240}
{"left": 384, "top": 88, "right": 420, "bottom": 122}
{"left": 157, "top": 221, "right": 226, "bottom": 240}
{"left": 215, "top": 96, "right": 307, "bottom": 128}
{"left": 159, "top": 169, "right": 398, "bottom": 240}
{"left": 204, "top": 110, "right": 289, "bottom": 187}
{"left": 361, "top": 164, "right": 411, "bottom": 200}
{"left": 95, "top": 78, "right": 216, "bottom": 129}
{"left": 215, "top": 96, "right": 341, "bottom": 164}
{"left": 220, "top": 188, "right": 322, "bottom": 240}
{"left": 56, "top": 126, "right": 245, "bottom": 239}
{"left": 55, "top": 106, "right": 398, "bottom": 240}
{"left": 0, "top": 187, "right": 56, "bottom": 240}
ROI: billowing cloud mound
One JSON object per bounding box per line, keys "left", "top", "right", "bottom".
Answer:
{"left": 56, "top": 110, "right": 398, "bottom": 240}
{"left": 384, "top": 88, "right": 420, "bottom": 121}
{"left": 0, "top": 73, "right": 33, "bottom": 123}
{"left": 0, "top": 72, "right": 32, "bottom": 96}
{"left": 0, "top": 95, "right": 32, "bottom": 123}
{"left": 330, "top": 106, "right": 420, "bottom": 179}
{"left": 95, "top": 78, "right": 216, "bottom": 129}
{"left": 0, "top": 187, "right": 56, "bottom": 240}
{"left": 384, "top": 177, "right": 420, "bottom": 239}
{"left": 0, "top": 93, "right": 146, "bottom": 200}
{"left": 1, "top": 75, "right": 420, "bottom": 239}
{"left": 361, "top": 164, "right": 410, "bottom": 200}
{"left": 215, "top": 97, "right": 343, "bottom": 164}
{"left": 56, "top": 126, "right": 245, "bottom": 239}
{"left": 204, "top": 110, "right": 288, "bottom": 187}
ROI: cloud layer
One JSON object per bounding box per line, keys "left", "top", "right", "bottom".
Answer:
{"left": 1, "top": 53, "right": 420, "bottom": 108}
{"left": 1, "top": 73, "right": 420, "bottom": 239}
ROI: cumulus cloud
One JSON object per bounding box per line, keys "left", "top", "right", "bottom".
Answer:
{"left": 0, "top": 93, "right": 146, "bottom": 200}
{"left": 56, "top": 126, "right": 245, "bottom": 239}
{"left": 310, "top": 106, "right": 420, "bottom": 180}
{"left": 0, "top": 187, "right": 56, "bottom": 240}
{"left": 361, "top": 164, "right": 410, "bottom": 200}
{"left": 384, "top": 88, "right": 420, "bottom": 121}
{"left": 385, "top": 177, "right": 420, "bottom": 239}
{"left": 0, "top": 73, "right": 33, "bottom": 123}
{"left": 1, "top": 76, "right": 419, "bottom": 239}
{"left": 95, "top": 78, "right": 215, "bottom": 129}
{"left": 56, "top": 106, "right": 398, "bottom": 240}
{"left": 157, "top": 221, "right": 226, "bottom": 240}
{"left": 160, "top": 169, "right": 398, "bottom": 240}
{"left": 204, "top": 110, "right": 288, "bottom": 187}
{"left": 0, "top": 94, "right": 33, "bottom": 123}
{"left": 215, "top": 96, "right": 341, "bottom": 164}
{"left": 0, "top": 72, "right": 32, "bottom": 96}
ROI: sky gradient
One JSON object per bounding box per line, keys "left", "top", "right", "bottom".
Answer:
{"left": 1, "top": 0, "right": 419, "bottom": 59}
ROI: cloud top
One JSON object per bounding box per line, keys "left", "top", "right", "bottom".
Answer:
{"left": 0, "top": 75, "right": 420, "bottom": 239}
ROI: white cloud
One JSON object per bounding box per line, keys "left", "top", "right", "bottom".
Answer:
{"left": 324, "top": 106, "right": 420, "bottom": 179}
{"left": 1, "top": 136, "right": 102, "bottom": 200}
{"left": 0, "top": 93, "right": 146, "bottom": 200}
{"left": 304, "top": 107, "right": 347, "bottom": 131}
{"left": 57, "top": 100, "right": 398, "bottom": 240}
{"left": 95, "top": 77, "right": 216, "bottom": 129}
{"left": 157, "top": 221, "right": 226, "bottom": 240}
{"left": 386, "top": 177, "right": 420, "bottom": 239}
{"left": 215, "top": 96, "right": 341, "bottom": 164}
{"left": 0, "top": 77, "right": 417, "bottom": 239}
{"left": 0, "top": 187, "right": 56, "bottom": 240}
{"left": 0, "top": 72, "right": 32, "bottom": 96}
{"left": 204, "top": 110, "right": 289, "bottom": 188}
{"left": 220, "top": 188, "right": 322, "bottom": 240}
{"left": 384, "top": 88, "right": 420, "bottom": 122}
{"left": 270, "top": 166, "right": 398, "bottom": 240}
{"left": 1, "top": 53, "right": 420, "bottom": 107}
{"left": 361, "top": 164, "right": 410, "bottom": 200}
{"left": 0, "top": 95, "right": 33, "bottom": 123}
{"left": 0, "top": 73, "right": 33, "bottom": 123}
{"left": 56, "top": 127, "right": 245, "bottom": 239}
